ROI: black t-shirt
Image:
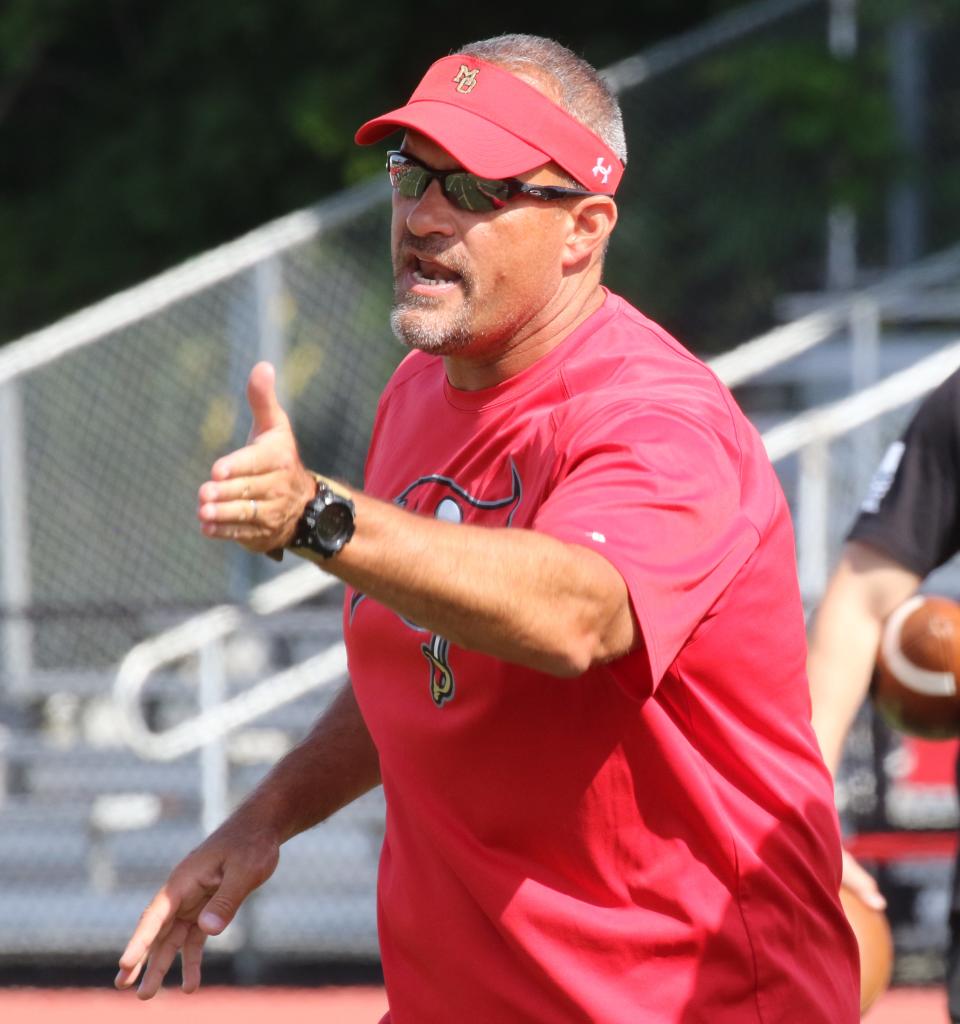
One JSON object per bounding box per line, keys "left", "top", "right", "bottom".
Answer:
{"left": 848, "top": 367, "right": 960, "bottom": 575}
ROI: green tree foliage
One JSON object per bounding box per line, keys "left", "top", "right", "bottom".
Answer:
{"left": 1, "top": 1, "right": 958, "bottom": 351}
{"left": 0, "top": 0, "right": 742, "bottom": 343}
{"left": 608, "top": 36, "right": 896, "bottom": 348}
{"left": 606, "top": 1, "right": 960, "bottom": 351}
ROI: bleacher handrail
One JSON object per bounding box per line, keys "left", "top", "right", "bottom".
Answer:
{"left": 761, "top": 337, "right": 960, "bottom": 462}
{"left": 708, "top": 241, "right": 960, "bottom": 389}
{"left": 116, "top": 645, "right": 347, "bottom": 761}
{"left": 113, "top": 564, "right": 343, "bottom": 760}
{"left": 0, "top": 178, "right": 387, "bottom": 387}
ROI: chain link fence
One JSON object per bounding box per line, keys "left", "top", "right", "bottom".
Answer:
{"left": 1, "top": 0, "right": 959, "bottom": 976}
{"left": 0, "top": 181, "right": 398, "bottom": 965}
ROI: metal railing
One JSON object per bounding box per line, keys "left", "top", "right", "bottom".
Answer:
{"left": 763, "top": 339, "right": 960, "bottom": 600}
{"left": 708, "top": 242, "right": 960, "bottom": 388}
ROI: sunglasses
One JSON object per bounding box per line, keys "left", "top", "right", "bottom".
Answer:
{"left": 386, "top": 151, "right": 601, "bottom": 213}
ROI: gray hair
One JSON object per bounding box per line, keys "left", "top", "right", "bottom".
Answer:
{"left": 457, "top": 34, "right": 627, "bottom": 167}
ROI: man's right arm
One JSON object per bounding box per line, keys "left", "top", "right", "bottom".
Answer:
{"left": 115, "top": 680, "right": 380, "bottom": 998}
{"left": 806, "top": 540, "right": 921, "bottom": 908}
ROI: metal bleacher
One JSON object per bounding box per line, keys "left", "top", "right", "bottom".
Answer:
{"left": 0, "top": 573, "right": 388, "bottom": 959}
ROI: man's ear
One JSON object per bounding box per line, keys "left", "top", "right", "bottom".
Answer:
{"left": 561, "top": 197, "right": 618, "bottom": 268}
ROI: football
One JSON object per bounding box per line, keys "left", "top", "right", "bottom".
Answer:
{"left": 872, "top": 594, "right": 960, "bottom": 739}
{"left": 839, "top": 886, "right": 894, "bottom": 1014}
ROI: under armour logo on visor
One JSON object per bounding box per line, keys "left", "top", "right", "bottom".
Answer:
{"left": 452, "top": 65, "right": 480, "bottom": 94}
{"left": 592, "top": 158, "right": 612, "bottom": 184}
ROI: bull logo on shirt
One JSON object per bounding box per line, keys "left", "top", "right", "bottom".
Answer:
{"left": 421, "top": 635, "right": 455, "bottom": 706}
{"left": 350, "top": 460, "right": 523, "bottom": 707}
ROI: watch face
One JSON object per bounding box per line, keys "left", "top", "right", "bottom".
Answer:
{"left": 317, "top": 502, "right": 353, "bottom": 542}
{"left": 294, "top": 486, "right": 355, "bottom": 557}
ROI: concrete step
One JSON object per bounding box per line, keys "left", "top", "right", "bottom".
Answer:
{"left": 0, "top": 886, "right": 241, "bottom": 956}
{"left": 248, "top": 890, "right": 379, "bottom": 957}
{"left": 0, "top": 825, "right": 90, "bottom": 883}
{"left": 11, "top": 740, "right": 204, "bottom": 801}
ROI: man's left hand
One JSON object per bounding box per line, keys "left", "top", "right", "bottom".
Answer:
{"left": 197, "top": 361, "right": 315, "bottom": 553}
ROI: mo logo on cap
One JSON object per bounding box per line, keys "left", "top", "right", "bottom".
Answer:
{"left": 452, "top": 64, "right": 480, "bottom": 94}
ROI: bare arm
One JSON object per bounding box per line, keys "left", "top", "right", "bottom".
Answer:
{"left": 807, "top": 540, "right": 921, "bottom": 775}
{"left": 116, "top": 681, "right": 379, "bottom": 998}
{"left": 197, "top": 362, "right": 639, "bottom": 677}
{"left": 228, "top": 680, "right": 380, "bottom": 842}
{"left": 806, "top": 540, "right": 920, "bottom": 910}
{"left": 307, "top": 489, "right": 634, "bottom": 677}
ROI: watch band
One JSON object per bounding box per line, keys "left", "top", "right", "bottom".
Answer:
{"left": 266, "top": 473, "right": 354, "bottom": 562}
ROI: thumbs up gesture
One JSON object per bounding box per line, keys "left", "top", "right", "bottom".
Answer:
{"left": 197, "top": 361, "right": 316, "bottom": 553}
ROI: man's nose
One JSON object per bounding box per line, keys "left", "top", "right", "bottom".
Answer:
{"left": 404, "top": 179, "right": 456, "bottom": 237}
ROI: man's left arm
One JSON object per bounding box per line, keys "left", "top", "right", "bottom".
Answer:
{"left": 198, "top": 362, "right": 638, "bottom": 677}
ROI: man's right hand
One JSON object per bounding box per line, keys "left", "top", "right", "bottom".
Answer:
{"left": 114, "top": 818, "right": 281, "bottom": 998}
{"left": 197, "top": 361, "right": 317, "bottom": 556}
{"left": 841, "top": 848, "right": 887, "bottom": 911}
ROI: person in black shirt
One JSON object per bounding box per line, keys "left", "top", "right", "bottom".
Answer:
{"left": 807, "top": 366, "right": 960, "bottom": 1018}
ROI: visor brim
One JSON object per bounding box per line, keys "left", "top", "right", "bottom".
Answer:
{"left": 355, "top": 101, "right": 553, "bottom": 180}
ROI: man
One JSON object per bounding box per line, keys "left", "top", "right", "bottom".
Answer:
{"left": 807, "top": 366, "right": 960, "bottom": 1017}
{"left": 116, "top": 34, "right": 858, "bottom": 1021}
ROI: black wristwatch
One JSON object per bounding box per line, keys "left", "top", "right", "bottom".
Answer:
{"left": 267, "top": 477, "right": 356, "bottom": 562}
{"left": 290, "top": 479, "right": 356, "bottom": 558}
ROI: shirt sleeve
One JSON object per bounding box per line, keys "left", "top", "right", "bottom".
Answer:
{"left": 533, "top": 397, "right": 760, "bottom": 693}
{"left": 848, "top": 369, "right": 960, "bottom": 576}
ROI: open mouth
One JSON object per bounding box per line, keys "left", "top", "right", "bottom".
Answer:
{"left": 409, "top": 256, "right": 463, "bottom": 290}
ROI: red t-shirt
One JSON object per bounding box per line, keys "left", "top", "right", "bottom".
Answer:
{"left": 345, "top": 291, "right": 859, "bottom": 1023}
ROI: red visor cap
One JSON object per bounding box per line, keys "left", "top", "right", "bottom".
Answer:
{"left": 355, "top": 55, "right": 623, "bottom": 195}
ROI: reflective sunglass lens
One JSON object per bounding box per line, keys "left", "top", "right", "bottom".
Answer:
{"left": 387, "top": 155, "right": 514, "bottom": 212}
{"left": 446, "top": 174, "right": 495, "bottom": 213}
{"left": 391, "top": 165, "right": 428, "bottom": 199}
{"left": 474, "top": 177, "right": 512, "bottom": 207}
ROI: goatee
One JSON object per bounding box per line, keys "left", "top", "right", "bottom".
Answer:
{"left": 391, "top": 233, "right": 475, "bottom": 354}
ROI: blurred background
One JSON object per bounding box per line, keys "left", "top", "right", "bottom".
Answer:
{"left": 1, "top": 0, "right": 959, "bottom": 1015}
